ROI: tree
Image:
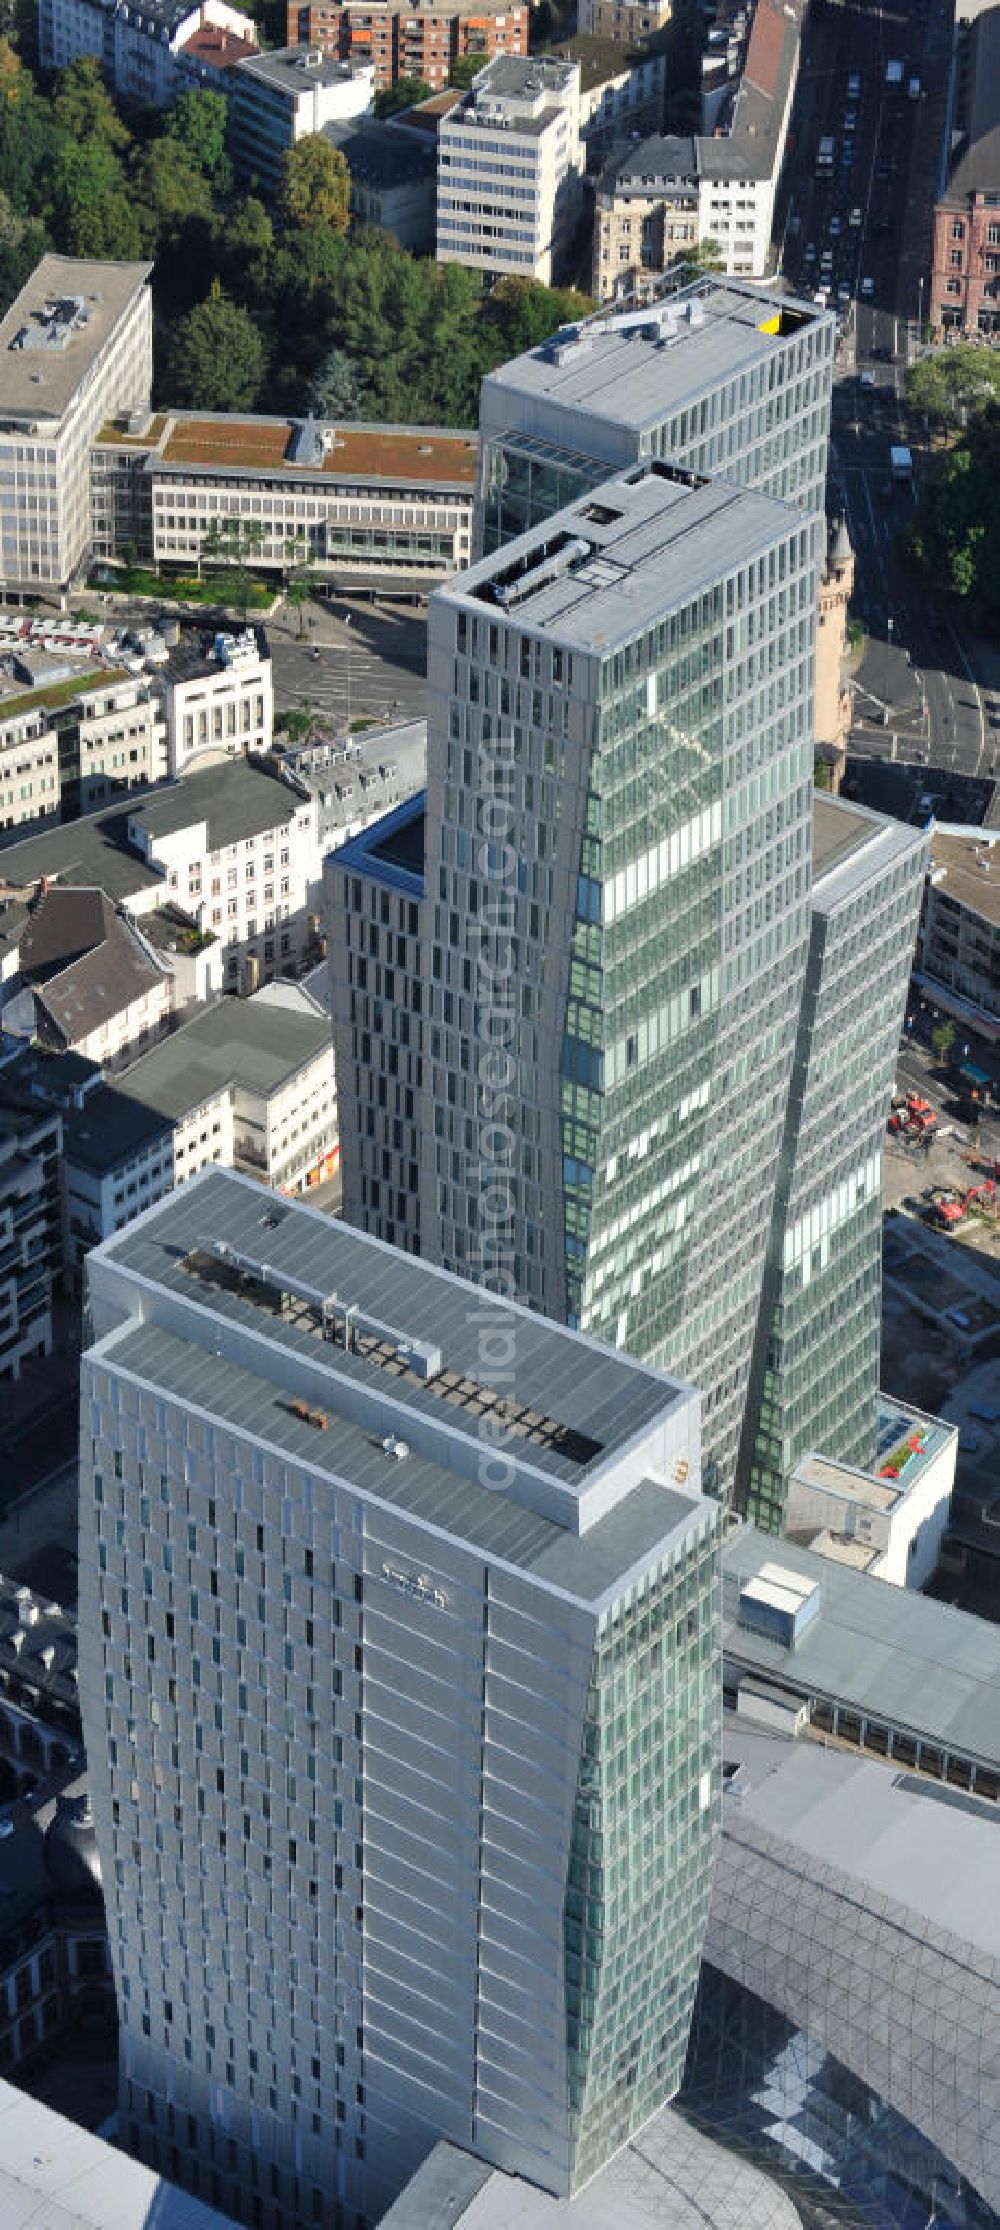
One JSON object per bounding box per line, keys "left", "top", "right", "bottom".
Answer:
{"left": 284, "top": 535, "right": 317, "bottom": 634}
{"left": 906, "top": 345, "right": 1000, "bottom": 431}
{"left": 813, "top": 755, "right": 832, "bottom": 791}
{"left": 909, "top": 402, "right": 1000, "bottom": 633}
{"left": 201, "top": 515, "right": 266, "bottom": 615}
{"left": 221, "top": 193, "right": 273, "bottom": 288}
{"left": 447, "top": 53, "right": 485, "bottom": 91}
{"left": 130, "top": 136, "right": 213, "bottom": 251}
{"left": 278, "top": 134, "right": 350, "bottom": 233}
{"left": 51, "top": 56, "right": 130, "bottom": 152}
{"left": 0, "top": 193, "right": 48, "bottom": 315}
{"left": 671, "top": 235, "right": 724, "bottom": 278}
{"left": 164, "top": 88, "right": 231, "bottom": 186}
{"left": 0, "top": 41, "right": 54, "bottom": 213}
{"left": 164, "top": 282, "right": 265, "bottom": 410}
{"left": 309, "top": 343, "right": 364, "bottom": 420}
{"left": 48, "top": 138, "right": 142, "bottom": 258}
{"left": 932, "top": 1020, "right": 956, "bottom": 1063}
{"left": 374, "top": 76, "right": 431, "bottom": 117}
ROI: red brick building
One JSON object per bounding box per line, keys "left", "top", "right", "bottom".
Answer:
{"left": 930, "top": 8, "right": 1000, "bottom": 336}
{"left": 284, "top": 0, "right": 528, "bottom": 93}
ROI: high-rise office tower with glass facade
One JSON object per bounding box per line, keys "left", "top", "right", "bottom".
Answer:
{"left": 739, "top": 793, "right": 928, "bottom": 1531}
{"left": 475, "top": 281, "right": 836, "bottom": 556}
{"left": 414, "top": 463, "right": 820, "bottom": 1496}
{"left": 80, "top": 1166, "right": 720, "bottom": 2230}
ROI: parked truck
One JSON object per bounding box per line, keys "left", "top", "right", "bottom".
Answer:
{"left": 890, "top": 444, "right": 913, "bottom": 484}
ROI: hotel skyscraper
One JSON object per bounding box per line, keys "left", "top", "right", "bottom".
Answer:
{"left": 80, "top": 1168, "right": 720, "bottom": 2229}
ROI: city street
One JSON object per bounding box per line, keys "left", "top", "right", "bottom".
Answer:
{"left": 780, "top": 0, "right": 997, "bottom": 791}
{"left": 270, "top": 596, "right": 429, "bottom": 731}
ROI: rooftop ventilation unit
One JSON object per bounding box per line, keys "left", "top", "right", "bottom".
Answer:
{"left": 492, "top": 533, "right": 591, "bottom": 611}
{"left": 203, "top": 1241, "right": 442, "bottom": 1378}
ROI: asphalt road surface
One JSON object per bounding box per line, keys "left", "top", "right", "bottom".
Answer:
{"left": 777, "top": 0, "right": 1000, "bottom": 782}
{"left": 270, "top": 597, "right": 428, "bottom": 731}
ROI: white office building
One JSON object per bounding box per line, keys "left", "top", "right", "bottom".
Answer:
{"left": 80, "top": 1166, "right": 720, "bottom": 2229}
{"left": 229, "top": 45, "right": 375, "bottom": 194}
{"left": 0, "top": 257, "right": 152, "bottom": 597}
{"left": 437, "top": 55, "right": 584, "bottom": 285}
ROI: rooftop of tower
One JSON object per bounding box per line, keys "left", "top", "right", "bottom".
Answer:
{"left": 813, "top": 790, "right": 928, "bottom": 910}
{"left": 480, "top": 280, "right": 835, "bottom": 438}
{"left": 86, "top": 1168, "right": 711, "bottom": 1601}
{"left": 447, "top": 462, "right": 804, "bottom": 650}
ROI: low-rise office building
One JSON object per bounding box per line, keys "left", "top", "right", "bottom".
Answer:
{"left": 229, "top": 44, "right": 375, "bottom": 194}
{"left": 323, "top": 112, "right": 438, "bottom": 249}
{"left": 722, "top": 1523, "right": 1000, "bottom": 1797}
{"left": 437, "top": 55, "right": 585, "bottom": 285}
{"left": 92, "top": 410, "right": 477, "bottom": 589}
{"left": 551, "top": 34, "right": 669, "bottom": 169}
{"left": 914, "top": 821, "right": 1000, "bottom": 1043}
{"left": 0, "top": 2080, "right": 245, "bottom": 2230}
{"left": 156, "top": 625, "right": 273, "bottom": 776}
{"left": 125, "top": 758, "right": 323, "bottom": 987}
{"left": 0, "top": 256, "right": 152, "bottom": 598}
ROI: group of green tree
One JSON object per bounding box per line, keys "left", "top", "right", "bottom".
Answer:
{"left": 0, "top": 43, "right": 593, "bottom": 428}
{"left": 905, "top": 348, "right": 1000, "bottom": 636}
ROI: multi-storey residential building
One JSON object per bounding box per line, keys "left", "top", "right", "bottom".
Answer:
{"left": 91, "top": 411, "right": 477, "bottom": 588}
{"left": 125, "top": 760, "right": 323, "bottom": 987}
{"left": 0, "top": 1082, "right": 61, "bottom": 1379}
{"left": 929, "top": 5, "right": 1000, "bottom": 335}
{"left": 591, "top": 0, "right": 803, "bottom": 291}
{"left": 739, "top": 795, "right": 927, "bottom": 1533}
{"left": 228, "top": 46, "right": 375, "bottom": 194}
{"left": 0, "top": 758, "right": 325, "bottom": 996}
{"left": 80, "top": 1165, "right": 720, "bottom": 2227}
{"left": 914, "top": 822, "right": 1000, "bottom": 1041}
{"left": 593, "top": 137, "right": 700, "bottom": 297}
{"left": 437, "top": 55, "right": 585, "bottom": 285}
{"left": 475, "top": 280, "right": 835, "bottom": 555}
{"left": 114, "top": 981, "right": 337, "bottom": 1196}
{"left": 38, "top": 0, "right": 258, "bottom": 103}
{"left": 4, "top": 885, "right": 171, "bottom": 1064}
{"left": 0, "top": 258, "right": 152, "bottom": 597}
{"left": 412, "top": 462, "right": 820, "bottom": 1498}
{"left": 0, "top": 664, "right": 168, "bottom": 834}
{"left": 577, "top": 0, "right": 670, "bottom": 45}
{"left": 285, "top": 0, "right": 529, "bottom": 93}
